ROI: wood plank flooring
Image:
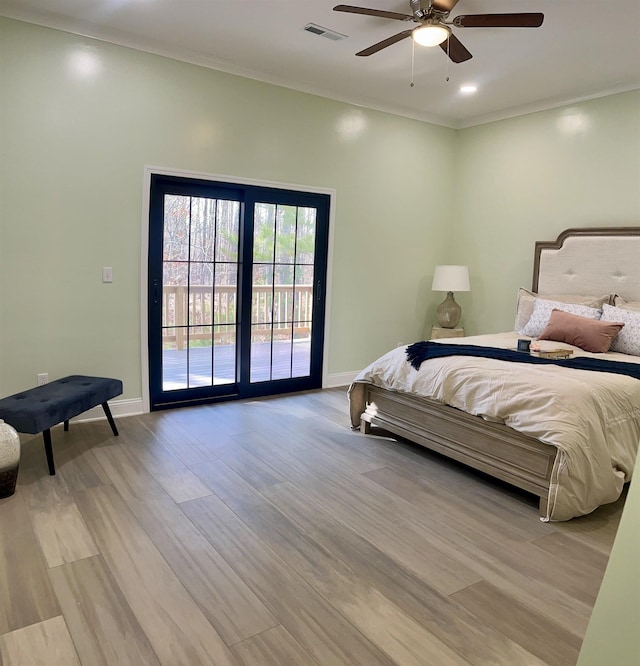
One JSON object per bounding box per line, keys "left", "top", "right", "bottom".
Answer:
{"left": 0, "top": 387, "right": 627, "bottom": 665}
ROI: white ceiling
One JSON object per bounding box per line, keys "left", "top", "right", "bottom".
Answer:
{"left": 1, "top": 0, "right": 639, "bottom": 128}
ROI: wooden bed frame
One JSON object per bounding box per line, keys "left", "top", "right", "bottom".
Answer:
{"left": 358, "top": 227, "right": 640, "bottom": 517}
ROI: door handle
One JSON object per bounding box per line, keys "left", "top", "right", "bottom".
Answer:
{"left": 153, "top": 278, "right": 160, "bottom": 305}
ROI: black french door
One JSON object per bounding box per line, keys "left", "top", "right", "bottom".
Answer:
{"left": 148, "top": 174, "right": 330, "bottom": 410}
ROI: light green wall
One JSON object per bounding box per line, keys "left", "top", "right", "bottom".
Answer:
{"left": 452, "top": 90, "right": 640, "bottom": 334}
{"left": 577, "top": 450, "right": 640, "bottom": 665}
{"left": 0, "top": 17, "right": 454, "bottom": 398}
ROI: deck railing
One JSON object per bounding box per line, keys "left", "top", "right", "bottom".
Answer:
{"left": 162, "top": 284, "right": 313, "bottom": 350}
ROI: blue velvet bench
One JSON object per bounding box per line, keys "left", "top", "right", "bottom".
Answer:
{"left": 0, "top": 375, "right": 122, "bottom": 475}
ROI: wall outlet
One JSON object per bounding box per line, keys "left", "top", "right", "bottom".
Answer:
{"left": 102, "top": 266, "right": 113, "bottom": 283}
{"left": 37, "top": 373, "right": 49, "bottom": 386}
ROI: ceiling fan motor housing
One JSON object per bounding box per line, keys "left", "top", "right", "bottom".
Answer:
{"left": 410, "top": 0, "right": 448, "bottom": 21}
{"left": 410, "top": 0, "right": 426, "bottom": 19}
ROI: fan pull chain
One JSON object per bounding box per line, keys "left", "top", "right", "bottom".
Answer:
{"left": 410, "top": 38, "right": 415, "bottom": 88}
{"left": 445, "top": 35, "right": 450, "bottom": 82}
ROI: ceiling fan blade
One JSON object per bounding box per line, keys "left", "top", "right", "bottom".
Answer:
{"left": 439, "top": 33, "right": 472, "bottom": 63}
{"left": 356, "top": 29, "right": 414, "bottom": 56}
{"left": 453, "top": 13, "right": 544, "bottom": 28}
{"left": 432, "top": 0, "right": 462, "bottom": 12}
{"left": 333, "top": 5, "right": 413, "bottom": 21}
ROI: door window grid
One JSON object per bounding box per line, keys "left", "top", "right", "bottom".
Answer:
{"left": 250, "top": 203, "right": 316, "bottom": 382}
{"left": 162, "top": 196, "right": 239, "bottom": 389}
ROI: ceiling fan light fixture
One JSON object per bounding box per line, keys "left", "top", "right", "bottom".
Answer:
{"left": 412, "top": 22, "right": 450, "bottom": 47}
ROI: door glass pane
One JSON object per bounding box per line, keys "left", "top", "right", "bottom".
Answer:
{"left": 252, "top": 265, "right": 273, "bottom": 325}
{"left": 215, "top": 266, "right": 237, "bottom": 327}
{"left": 250, "top": 202, "right": 317, "bottom": 384}
{"left": 295, "top": 264, "right": 314, "bottom": 284}
{"left": 162, "top": 193, "right": 240, "bottom": 392}
{"left": 163, "top": 327, "right": 188, "bottom": 391}
{"left": 296, "top": 208, "right": 316, "bottom": 264}
{"left": 253, "top": 203, "right": 275, "bottom": 263}
{"left": 215, "top": 201, "right": 240, "bottom": 262}
{"left": 275, "top": 205, "right": 296, "bottom": 264}
{"left": 273, "top": 278, "right": 293, "bottom": 324}
{"left": 189, "top": 263, "right": 213, "bottom": 325}
{"left": 292, "top": 328, "right": 311, "bottom": 378}
{"left": 214, "top": 263, "right": 237, "bottom": 387}
{"left": 163, "top": 195, "right": 190, "bottom": 261}
{"left": 250, "top": 324, "right": 272, "bottom": 383}
{"left": 294, "top": 265, "right": 314, "bottom": 324}
{"left": 274, "top": 264, "right": 294, "bottom": 286}
{"left": 272, "top": 328, "right": 293, "bottom": 381}
{"left": 189, "top": 327, "right": 212, "bottom": 387}
{"left": 163, "top": 313, "right": 189, "bottom": 390}
{"left": 190, "top": 197, "right": 216, "bottom": 262}
{"left": 163, "top": 262, "right": 188, "bottom": 327}
{"left": 213, "top": 324, "right": 236, "bottom": 385}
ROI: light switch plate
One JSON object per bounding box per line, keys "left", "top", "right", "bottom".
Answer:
{"left": 102, "top": 267, "right": 113, "bottom": 283}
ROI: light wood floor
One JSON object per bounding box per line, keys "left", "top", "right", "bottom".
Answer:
{"left": 0, "top": 388, "right": 625, "bottom": 665}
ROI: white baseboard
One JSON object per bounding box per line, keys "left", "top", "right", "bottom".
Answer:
{"left": 72, "top": 377, "right": 355, "bottom": 424}
{"left": 324, "top": 371, "right": 359, "bottom": 388}
{"left": 72, "top": 397, "right": 145, "bottom": 424}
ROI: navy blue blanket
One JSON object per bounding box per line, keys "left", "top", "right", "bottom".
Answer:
{"left": 406, "top": 341, "right": 640, "bottom": 381}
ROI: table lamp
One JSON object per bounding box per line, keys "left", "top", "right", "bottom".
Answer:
{"left": 432, "top": 265, "right": 470, "bottom": 328}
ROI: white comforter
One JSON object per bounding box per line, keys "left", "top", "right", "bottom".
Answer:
{"left": 349, "top": 332, "right": 640, "bottom": 521}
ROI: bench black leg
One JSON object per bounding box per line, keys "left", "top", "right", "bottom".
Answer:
{"left": 42, "top": 429, "right": 56, "bottom": 476}
{"left": 64, "top": 420, "right": 70, "bottom": 431}
{"left": 102, "top": 402, "right": 119, "bottom": 436}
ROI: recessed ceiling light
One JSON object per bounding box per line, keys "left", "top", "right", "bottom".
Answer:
{"left": 459, "top": 85, "right": 477, "bottom": 94}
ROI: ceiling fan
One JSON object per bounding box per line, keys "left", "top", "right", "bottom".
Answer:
{"left": 334, "top": 0, "right": 544, "bottom": 63}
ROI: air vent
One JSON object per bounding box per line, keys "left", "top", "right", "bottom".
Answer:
{"left": 304, "top": 23, "right": 347, "bottom": 41}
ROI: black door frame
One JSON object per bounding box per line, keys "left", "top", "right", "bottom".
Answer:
{"left": 146, "top": 172, "right": 331, "bottom": 411}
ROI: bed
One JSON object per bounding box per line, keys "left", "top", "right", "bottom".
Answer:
{"left": 349, "top": 227, "right": 640, "bottom": 521}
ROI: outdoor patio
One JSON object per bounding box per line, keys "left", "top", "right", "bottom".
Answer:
{"left": 162, "top": 339, "right": 311, "bottom": 390}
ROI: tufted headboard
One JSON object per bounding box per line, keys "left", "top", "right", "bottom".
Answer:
{"left": 533, "top": 227, "right": 640, "bottom": 302}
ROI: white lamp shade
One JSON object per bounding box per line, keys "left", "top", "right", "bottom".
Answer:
{"left": 432, "top": 265, "right": 470, "bottom": 292}
{"left": 412, "top": 24, "right": 450, "bottom": 47}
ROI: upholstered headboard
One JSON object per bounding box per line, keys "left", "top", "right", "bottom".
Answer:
{"left": 533, "top": 227, "right": 640, "bottom": 301}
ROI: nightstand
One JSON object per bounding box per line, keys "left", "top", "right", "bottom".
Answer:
{"left": 430, "top": 326, "right": 465, "bottom": 340}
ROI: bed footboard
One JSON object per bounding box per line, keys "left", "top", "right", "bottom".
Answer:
{"left": 359, "top": 384, "right": 556, "bottom": 517}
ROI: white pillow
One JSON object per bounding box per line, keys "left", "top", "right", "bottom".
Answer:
{"left": 514, "top": 288, "right": 610, "bottom": 333}
{"left": 521, "top": 298, "right": 602, "bottom": 338}
{"left": 602, "top": 304, "right": 640, "bottom": 356}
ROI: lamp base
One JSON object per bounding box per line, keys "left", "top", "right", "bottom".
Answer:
{"left": 436, "top": 291, "right": 461, "bottom": 328}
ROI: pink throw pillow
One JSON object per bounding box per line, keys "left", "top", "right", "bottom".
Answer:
{"left": 538, "top": 309, "right": 624, "bottom": 353}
